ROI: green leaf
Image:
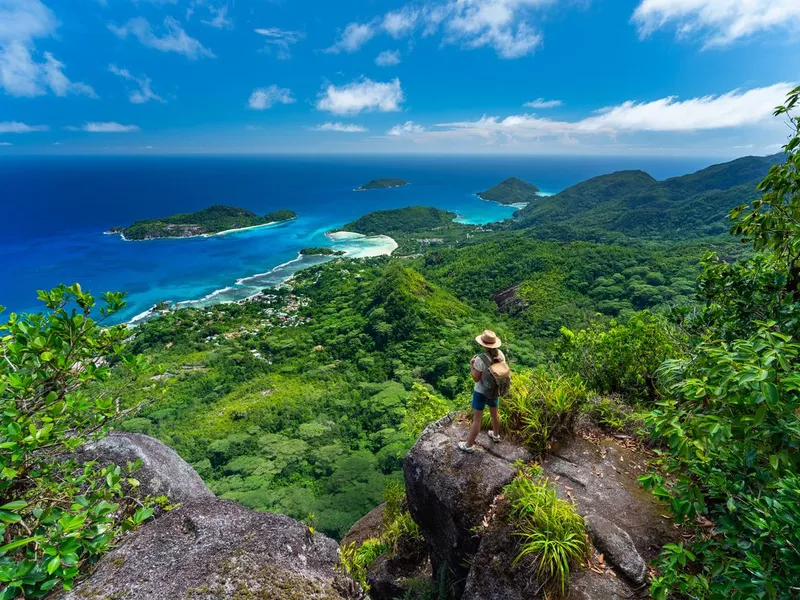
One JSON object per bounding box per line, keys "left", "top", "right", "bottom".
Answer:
{"left": 40, "top": 351, "right": 53, "bottom": 362}
{"left": 0, "top": 500, "right": 27, "bottom": 511}
{"left": 769, "top": 455, "right": 779, "bottom": 470}
{"left": 0, "top": 510, "right": 21, "bottom": 523}
{"left": 761, "top": 381, "right": 779, "bottom": 406}
{"left": 0, "top": 535, "right": 42, "bottom": 553}
{"left": 46, "top": 555, "right": 62, "bottom": 574}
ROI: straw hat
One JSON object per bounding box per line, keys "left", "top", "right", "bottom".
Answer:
{"left": 475, "top": 330, "right": 502, "bottom": 349}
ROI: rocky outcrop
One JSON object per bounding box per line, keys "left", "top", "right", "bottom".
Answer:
{"left": 78, "top": 431, "right": 214, "bottom": 504}
{"left": 64, "top": 433, "right": 357, "bottom": 600}
{"left": 405, "top": 413, "right": 675, "bottom": 599}
{"left": 404, "top": 413, "right": 531, "bottom": 599}
{"left": 493, "top": 285, "right": 528, "bottom": 315}
{"left": 342, "top": 504, "right": 430, "bottom": 600}
{"left": 542, "top": 428, "right": 675, "bottom": 581}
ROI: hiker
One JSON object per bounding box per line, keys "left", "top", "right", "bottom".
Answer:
{"left": 458, "top": 330, "right": 511, "bottom": 453}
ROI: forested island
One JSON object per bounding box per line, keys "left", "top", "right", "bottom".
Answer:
{"left": 340, "top": 206, "right": 456, "bottom": 235}
{"left": 299, "top": 247, "right": 345, "bottom": 256}
{"left": 356, "top": 178, "right": 410, "bottom": 190}
{"left": 108, "top": 205, "right": 297, "bottom": 240}
{"left": 5, "top": 90, "right": 800, "bottom": 600}
{"left": 478, "top": 176, "right": 540, "bottom": 205}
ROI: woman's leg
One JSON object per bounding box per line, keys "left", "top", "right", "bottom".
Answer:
{"left": 488, "top": 406, "right": 501, "bottom": 436}
{"left": 467, "top": 409, "right": 483, "bottom": 446}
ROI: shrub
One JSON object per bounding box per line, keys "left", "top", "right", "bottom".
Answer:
{"left": 558, "top": 312, "right": 681, "bottom": 402}
{"left": 505, "top": 467, "right": 588, "bottom": 596}
{"left": 489, "top": 368, "right": 588, "bottom": 453}
{"left": 640, "top": 89, "right": 800, "bottom": 600}
{"left": 0, "top": 284, "right": 152, "bottom": 598}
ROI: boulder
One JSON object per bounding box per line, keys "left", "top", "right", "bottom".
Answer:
{"left": 78, "top": 431, "right": 213, "bottom": 504}
{"left": 63, "top": 432, "right": 358, "bottom": 600}
{"left": 60, "top": 498, "right": 353, "bottom": 600}
{"left": 404, "top": 413, "right": 531, "bottom": 599}
{"left": 341, "top": 503, "right": 386, "bottom": 548}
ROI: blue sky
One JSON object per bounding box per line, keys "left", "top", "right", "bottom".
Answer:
{"left": 0, "top": 0, "right": 798, "bottom": 155}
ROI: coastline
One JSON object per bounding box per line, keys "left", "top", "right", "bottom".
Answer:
{"left": 105, "top": 216, "right": 297, "bottom": 242}
{"left": 475, "top": 189, "right": 554, "bottom": 209}
{"left": 127, "top": 230, "right": 398, "bottom": 325}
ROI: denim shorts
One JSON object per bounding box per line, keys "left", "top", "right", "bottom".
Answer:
{"left": 471, "top": 390, "right": 499, "bottom": 411}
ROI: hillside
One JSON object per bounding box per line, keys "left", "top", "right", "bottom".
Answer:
{"left": 477, "top": 177, "right": 540, "bottom": 205}
{"left": 110, "top": 205, "right": 297, "bottom": 240}
{"left": 512, "top": 154, "right": 783, "bottom": 238}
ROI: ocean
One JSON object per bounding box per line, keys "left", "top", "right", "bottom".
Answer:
{"left": 0, "top": 154, "right": 716, "bottom": 323}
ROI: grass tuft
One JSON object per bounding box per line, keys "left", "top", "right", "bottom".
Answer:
{"left": 505, "top": 468, "right": 588, "bottom": 596}
{"left": 486, "top": 368, "right": 588, "bottom": 453}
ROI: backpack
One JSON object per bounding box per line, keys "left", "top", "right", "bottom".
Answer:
{"left": 479, "top": 353, "right": 511, "bottom": 399}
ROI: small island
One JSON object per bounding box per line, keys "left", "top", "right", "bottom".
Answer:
{"left": 339, "top": 206, "right": 457, "bottom": 235}
{"left": 477, "top": 177, "right": 540, "bottom": 206}
{"left": 355, "top": 178, "right": 410, "bottom": 191}
{"left": 299, "top": 247, "right": 346, "bottom": 256}
{"left": 108, "top": 205, "right": 297, "bottom": 241}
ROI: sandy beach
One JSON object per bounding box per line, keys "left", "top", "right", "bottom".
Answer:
{"left": 106, "top": 217, "right": 296, "bottom": 242}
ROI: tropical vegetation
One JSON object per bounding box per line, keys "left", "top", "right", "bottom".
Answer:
{"left": 2, "top": 89, "right": 800, "bottom": 598}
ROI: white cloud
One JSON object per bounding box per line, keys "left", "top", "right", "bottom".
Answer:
{"left": 255, "top": 27, "right": 304, "bottom": 59}
{"left": 443, "top": 0, "right": 551, "bottom": 58}
{"left": 109, "top": 17, "right": 215, "bottom": 59}
{"left": 431, "top": 83, "right": 793, "bottom": 142}
{"left": 248, "top": 85, "right": 295, "bottom": 110}
{"left": 312, "top": 122, "right": 368, "bottom": 133}
{"left": 109, "top": 64, "right": 165, "bottom": 104}
{"left": 317, "top": 77, "right": 404, "bottom": 116}
{"left": 633, "top": 0, "right": 800, "bottom": 47}
{"left": 375, "top": 49, "right": 401, "bottom": 66}
{"left": 578, "top": 83, "right": 792, "bottom": 132}
{"left": 0, "top": 142, "right": 12, "bottom": 146}
{"left": 0, "top": 0, "right": 96, "bottom": 98}
{"left": 77, "top": 122, "right": 141, "bottom": 133}
{"left": 201, "top": 3, "right": 233, "bottom": 30}
{"left": 383, "top": 8, "right": 419, "bottom": 38}
{"left": 388, "top": 121, "right": 425, "bottom": 136}
{"left": 42, "top": 53, "right": 97, "bottom": 97}
{"left": 0, "top": 121, "right": 48, "bottom": 133}
{"left": 523, "top": 98, "right": 562, "bottom": 108}
{"left": 325, "top": 22, "right": 377, "bottom": 53}
{"left": 327, "top": 0, "right": 557, "bottom": 59}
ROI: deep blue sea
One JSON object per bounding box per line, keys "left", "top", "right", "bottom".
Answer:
{"left": 0, "top": 155, "right": 717, "bottom": 323}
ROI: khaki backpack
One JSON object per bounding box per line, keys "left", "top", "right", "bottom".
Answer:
{"left": 478, "top": 354, "right": 511, "bottom": 399}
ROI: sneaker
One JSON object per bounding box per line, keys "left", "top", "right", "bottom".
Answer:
{"left": 488, "top": 431, "right": 502, "bottom": 443}
{"left": 457, "top": 442, "right": 475, "bottom": 453}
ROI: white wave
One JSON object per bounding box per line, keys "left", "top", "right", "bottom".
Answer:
{"left": 235, "top": 256, "right": 304, "bottom": 285}
{"left": 128, "top": 307, "right": 155, "bottom": 324}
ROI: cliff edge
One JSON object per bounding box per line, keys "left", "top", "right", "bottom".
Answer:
{"left": 401, "top": 413, "right": 675, "bottom": 599}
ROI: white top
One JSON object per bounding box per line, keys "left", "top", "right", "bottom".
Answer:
{"left": 472, "top": 350, "right": 505, "bottom": 396}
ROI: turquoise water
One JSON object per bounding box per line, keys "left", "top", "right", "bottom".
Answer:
{"left": 0, "top": 155, "right": 715, "bottom": 322}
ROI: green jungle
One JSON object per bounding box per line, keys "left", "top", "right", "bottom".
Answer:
{"left": 2, "top": 89, "right": 800, "bottom": 599}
